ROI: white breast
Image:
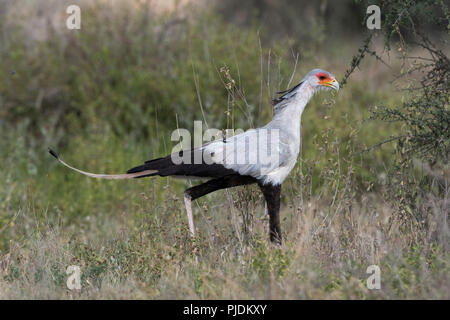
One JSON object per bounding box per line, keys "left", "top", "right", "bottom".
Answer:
{"left": 203, "top": 88, "right": 309, "bottom": 185}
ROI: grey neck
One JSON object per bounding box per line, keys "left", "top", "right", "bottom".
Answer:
{"left": 270, "top": 82, "right": 315, "bottom": 125}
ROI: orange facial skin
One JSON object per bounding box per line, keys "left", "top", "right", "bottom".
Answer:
{"left": 316, "top": 72, "right": 336, "bottom": 88}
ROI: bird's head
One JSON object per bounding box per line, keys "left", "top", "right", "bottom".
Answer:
{"left": 272, "top": 68, "right": 339, "bottom": 106}
{"left": 304, "top": 68, "right": 339, "bottom": 92}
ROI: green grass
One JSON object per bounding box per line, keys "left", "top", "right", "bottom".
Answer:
{"left": 0, "top": 1, "right": 448, "bottom": 299}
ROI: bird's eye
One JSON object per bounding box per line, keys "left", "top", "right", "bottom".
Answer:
{"left": 319, "top": 75, "right": 326, "bottom": 80}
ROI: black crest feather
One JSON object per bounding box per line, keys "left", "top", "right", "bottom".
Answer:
{"left": 272, "top": 81, "right": 303, "bottom": 105}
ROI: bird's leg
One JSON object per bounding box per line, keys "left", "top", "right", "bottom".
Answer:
{"left": 183, "top": 192, "right": 198, "bottom": 264}
{"left": 183, "top": 175, "right": 257, "bottom": 237}
{"left": 259, "top": 183, "right": 282, "bottom": 245}
{"left": 261, "top": 202, "right": 268, "bottom": 219}
{"left": 183, "top": 193, "right": 195, "bottom": 237}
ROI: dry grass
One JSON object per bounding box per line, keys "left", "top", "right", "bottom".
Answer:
{"left": 0, "top": 0, "right": 448, "bottom": 300}
{"left": 0, "top": 182, "right": 448, "bottom": 299}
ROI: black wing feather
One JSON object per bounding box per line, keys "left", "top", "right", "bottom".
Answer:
{"left": 127, "top": 149, "right": 238, "bottom": 179}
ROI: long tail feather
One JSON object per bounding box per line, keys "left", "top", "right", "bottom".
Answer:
{"left": 48, "top": 148, "right": 157, "bottom": 179}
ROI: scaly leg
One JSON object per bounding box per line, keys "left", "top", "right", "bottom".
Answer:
{"left": 184, "top": 192, "right": 198, "bottom": 264}
{"left": 259, "top": 183, "right": 282, "bottom": 245}
{"left": 184, "top": 193, "right": 195, "bottom": 237}
{"left": 183, "top": 175, "right": 257, "bottom": 238}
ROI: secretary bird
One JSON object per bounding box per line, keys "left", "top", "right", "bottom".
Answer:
{"left": 49, "top": 68, "right": 339, "bottom": 244}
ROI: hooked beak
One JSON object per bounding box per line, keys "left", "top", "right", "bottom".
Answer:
{"left": 321, "top": 78, "right": 340, "bottom": 91}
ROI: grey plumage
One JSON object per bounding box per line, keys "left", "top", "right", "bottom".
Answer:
{"left": 201, "top": 68, "right": 339, "bottom": 185}
{"left": 49, "top": 68, "right": 339, "bottom": 244}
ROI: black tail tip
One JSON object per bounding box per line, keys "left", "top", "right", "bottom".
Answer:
{"left": 48, "top": 148, "right": 59, "bottom": 159}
